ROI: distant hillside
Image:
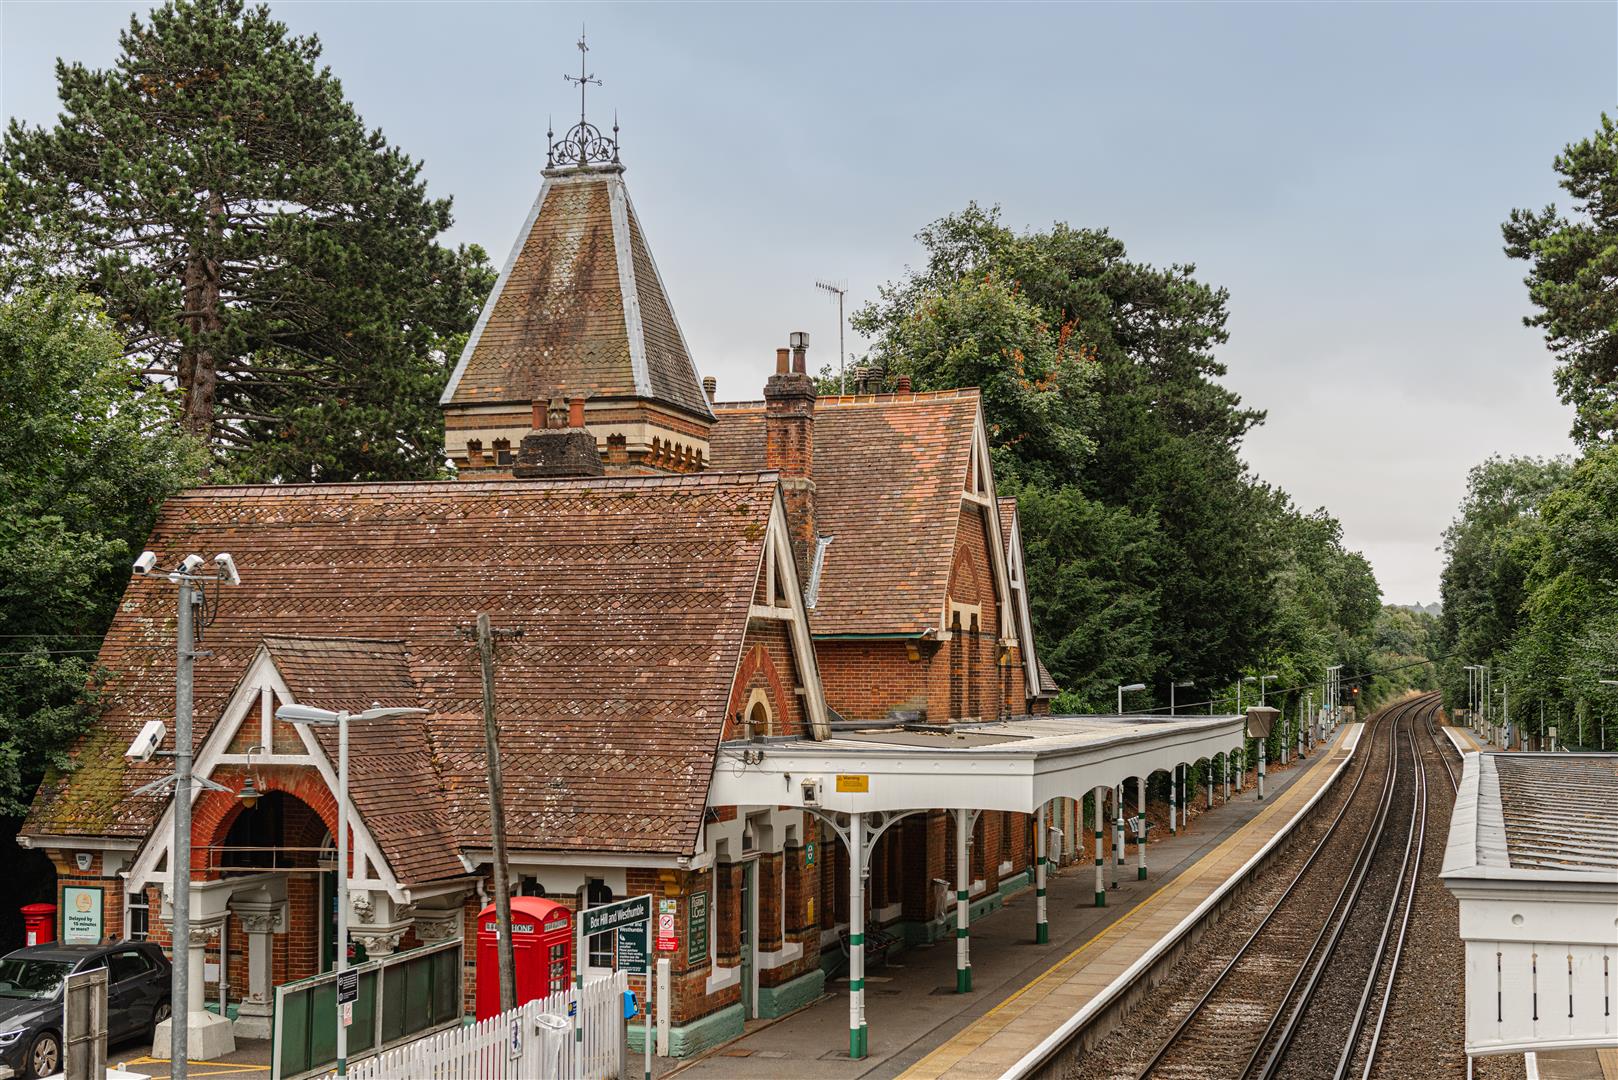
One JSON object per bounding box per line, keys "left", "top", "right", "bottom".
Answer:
{"left": 1396, "top": 601, "right": 1442, "bottom": 617}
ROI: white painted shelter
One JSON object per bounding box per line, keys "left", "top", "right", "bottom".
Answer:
{"left": 709, "top": 711, "right": 1252, "bottom": 1058}
{"left": 1441, "top": 752, "right": 1618, "bottom": 1061}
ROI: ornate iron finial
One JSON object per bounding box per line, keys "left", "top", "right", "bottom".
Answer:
{"left": 548, "top": 28, "right": 618, "bottom": 168}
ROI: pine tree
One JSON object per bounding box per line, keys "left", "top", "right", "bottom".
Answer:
{"left": 0, "top": 0, "right": 494, "bottom": 480}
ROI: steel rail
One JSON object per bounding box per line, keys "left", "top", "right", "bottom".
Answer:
{"left": 1243, "top": 696, "right": 1426, "bottom": 1079}
{"left": 1132, "top": 695, "right": 1415, "bottom": 1080}
{"left": 1130, "top": 707, "right": 1385, "bottom": 1078}
{"left": 1359, "top": 696, "right": 1449, "bottom": 1075}
{"left": 1337, "top": 707, "right": 1430, "bottom": 1078}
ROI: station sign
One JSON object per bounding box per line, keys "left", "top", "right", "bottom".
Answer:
{"left": 580, "top": 893, "right": 652, "bottom": 938}
{"left": 336, "top": 968, "right": 359, "bottom": 1005}
{"left": 836, "top": 774, "right": 869, "bottom": 793}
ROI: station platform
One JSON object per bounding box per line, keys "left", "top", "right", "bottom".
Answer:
{"left": 1445, "top": 724, "right": 1485, "bottom": 754}
{"left": 671, "top": 725, "right": 1361, "bottom": 1080}
{"left": 902, "top": 722, "right": 1362, "bottom": 1079}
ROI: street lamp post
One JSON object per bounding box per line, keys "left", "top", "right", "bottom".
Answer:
{"left": 276, "top": 703, "right": 429, "bottom": 1077}
{"left": 1117, "top": 683, "right": 1146, "bottom": 716}
{"left": 1235, "top": 677, "right": 1257, "bottom": 792}
{"left": 1598, "top": 681, "right": 1617, "bottom": 751}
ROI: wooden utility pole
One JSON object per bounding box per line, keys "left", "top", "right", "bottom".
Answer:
{"left": 465, "top": 613, "right": 518, "bottom": 1012}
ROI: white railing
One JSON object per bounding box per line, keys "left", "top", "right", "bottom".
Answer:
{"left": 342, "top": 971, "right": 627, "bottom": 1080}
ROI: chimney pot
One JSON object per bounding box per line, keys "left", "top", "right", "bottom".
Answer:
{"left": 790, "top": 331, "right": 809, "bottom": 374}
{"left": 775, "top": 348, "right": 790, "bottom": 375}
{"left": 702, "top": 376, "right": 717, "bottom": 402}
{"left": 568, "top": 395, "right": 586, "bottom": 429}
{"left": 896, "top": 375, "right": 912, "bottom": 394}
{"left": 530, "top": 399, "right": 544, "bottom": 430}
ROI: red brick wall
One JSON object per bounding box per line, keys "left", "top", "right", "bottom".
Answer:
{"left": 726, "top": 621, "right": 809, "bottom": 739}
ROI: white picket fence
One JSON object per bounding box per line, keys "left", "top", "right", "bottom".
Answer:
{"left": 342, "top": 971, "right": 628, "bottom": 1079}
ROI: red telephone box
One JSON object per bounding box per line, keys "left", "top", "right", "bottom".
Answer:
{"left": 21, "top": 904, "right": 56, "bottom": 947}
{"left": 476, "top": 896, "right": 572, "bottom": 1020}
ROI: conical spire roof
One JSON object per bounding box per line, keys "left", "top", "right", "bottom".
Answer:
{"left": 441, "top": 164, "right": 712, "bottom": 420}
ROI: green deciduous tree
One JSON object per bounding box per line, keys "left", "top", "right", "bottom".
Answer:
{"left": 0, "top": 0, "right": 493, "bottom": 480}
{"left": 1504, "top": 113, "right": 1618, "bottom": 447}
{"left": 0, "top": 283, "right": 205, "bottom": 815}
{"left": 856, "top": 204, "right": 1301, "bottom": 705}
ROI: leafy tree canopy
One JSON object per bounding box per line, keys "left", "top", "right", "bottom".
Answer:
{"left": 0, "top": 282, "right": 205, "bottom": 815}
{"left": 1504, "top": 113, "right": 1618, "bottom": 446}
{"left": 856, "top": 204, "right": 1337, "bottom": 709}
{"left": 0, "top": 0, "right": 494, "bottom": 480}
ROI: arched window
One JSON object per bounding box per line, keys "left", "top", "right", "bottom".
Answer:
{"left": 746, "top": 688, "right": 773, "bottom": 739}
{"left": 584, "top": 879, "right": 615, "bottom": 970}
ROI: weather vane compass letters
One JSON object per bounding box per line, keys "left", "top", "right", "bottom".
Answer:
{"left": 547, "top": 30, "right": 619, "bottom": 168}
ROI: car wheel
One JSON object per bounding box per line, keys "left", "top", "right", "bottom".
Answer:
{"left": 150, "top": 1000, "right": 172, "bottom": 1038}
{"left": 26, "top": 1030, "right": 60, "bottom": 1080}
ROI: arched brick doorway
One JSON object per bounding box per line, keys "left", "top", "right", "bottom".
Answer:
{"left": 190, "top": 770, "right": 345, "bottom": 1015}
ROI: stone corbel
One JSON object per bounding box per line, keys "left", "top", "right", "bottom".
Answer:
{"left": 352, "top": 928, "right": 407, "bottom": 958}
{"left": 187, "top": 920, "right": 224, "bottom": 948}
{"left": 412, "top": 910, "right": 462, "bottom": 943}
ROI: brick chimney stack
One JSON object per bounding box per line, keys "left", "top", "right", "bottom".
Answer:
{"left": 512, "top": 394, "right": 604, "bottom": 478}
{"left": 765, "top": 332, "right": 817, "bottom": 591}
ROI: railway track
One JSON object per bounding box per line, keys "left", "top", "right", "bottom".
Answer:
{"left": 1064, "top": 692, "right": 1456, "bottom": 1080}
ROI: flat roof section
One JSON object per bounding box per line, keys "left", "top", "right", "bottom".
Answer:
{"left": 710, "top": 713, "right": 1249, "bottom": 815}
{"left": 1496, "top": 754, "right": 1618, "bottom": 873}
{"left": 1443, "top": 752, "right": 1618, "bottom": 882}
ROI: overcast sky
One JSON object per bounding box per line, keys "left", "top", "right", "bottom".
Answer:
{"left": 4, "top": 2, "right": 1612, "bottom": 604}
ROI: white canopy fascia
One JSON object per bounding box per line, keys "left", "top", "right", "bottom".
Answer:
{"left": 708, "top": 714, "right": 1248, "bottom": 815}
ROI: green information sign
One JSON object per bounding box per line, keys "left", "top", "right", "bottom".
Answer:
{"left": 615, "top": 922, "right": 649, "bottom": 974}
{"left": 686, "top": 890, "right": 709, "bottom": 960}
{"left": 580, "top": 894, "right": 652, "bottom": 938}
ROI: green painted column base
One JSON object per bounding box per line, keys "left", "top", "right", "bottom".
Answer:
{"left": 1138, "top": 867, "right": 1148, "bottom": 880}
{"left": 636, "top": 1001, "right": 744, "bottom": 1058}
{"left": 850, "top": 1023, "right": 868, "bottom": 1059}
{"left": 1095, "top": 890, "right": 1106, "bottom": 907}
{"left": 956, "top": 966, "right": 972, "bottom": 993}
{"left": 1035, "top": 922, "right": 1049, "bottom": 944}
{"left": 756, "top": 968, "right": 826, "bottom": 1018}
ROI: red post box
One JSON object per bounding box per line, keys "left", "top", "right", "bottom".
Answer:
{"left": 21, "top": 904, "right": 56, "bottom": 948}
{"left": 476, "top": 896, "right": 572, "bottom": 1020}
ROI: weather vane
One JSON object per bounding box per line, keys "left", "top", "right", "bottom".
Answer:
{"left": 548, "top": 29, "right": 619, "bottom": 169}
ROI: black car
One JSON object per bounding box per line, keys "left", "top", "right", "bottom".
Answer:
{"left": 0, "top": 941, "right": 172, "bottom": 1079}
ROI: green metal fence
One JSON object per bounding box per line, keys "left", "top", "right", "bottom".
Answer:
{"left": 271, "top": 939, "right": 463, "bottom": 1079}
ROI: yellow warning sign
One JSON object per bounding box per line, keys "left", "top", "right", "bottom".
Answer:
{"left": 835, "top": 774, "right": 869, "bottom": 793}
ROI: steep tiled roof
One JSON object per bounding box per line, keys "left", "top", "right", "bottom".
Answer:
{"left": 1037, "top": 658, "right": 1061, "bottom": 696}
{"left": 709, "top": 390, "right": 981, "bottom": 635}
{"left": 25, "top": 474, "right": 780, "bottom": 874}
{"left": 441, "top": 166, "right": 712, "bottom": 419}
{"left": 260, "top": 637, "right": 463, "bottom": 883}
{"left": 994, "top": 496, "right": 1060, "bottom": 700}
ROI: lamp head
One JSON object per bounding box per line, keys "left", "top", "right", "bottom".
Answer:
{"left": 275, "top": 703, "right": 339, "bottom": 726}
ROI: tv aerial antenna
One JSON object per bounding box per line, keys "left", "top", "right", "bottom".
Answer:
{"left": 815, "top": 279, "right": 848, "bottom": 393}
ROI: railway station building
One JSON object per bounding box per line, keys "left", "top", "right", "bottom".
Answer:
{"left": 18, "top": 134, "right": 1253, "bottom": 1060}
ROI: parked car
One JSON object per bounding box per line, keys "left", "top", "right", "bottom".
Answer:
{"left": 0, "top": 941, "right": 172, "bottom": 1079}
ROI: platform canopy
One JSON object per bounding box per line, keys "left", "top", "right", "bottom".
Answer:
{"left": 1442, "top": 752, "right": 1618, "bottom": 1059}
{"left": 708, "top": 713, "right": 1248, "bottom": 814}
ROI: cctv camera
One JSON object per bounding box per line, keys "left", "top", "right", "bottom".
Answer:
{"left": 133, "top": 551, "right": 158, "bottom": 575}
{"left": 213, "top": 552, "right": 240, "bottom": 586}
{"left": 177, "top": 554, "right": 205, "bottom": 575}
{"left": 124, "top": 719, "right": 167, "bottom": 763}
